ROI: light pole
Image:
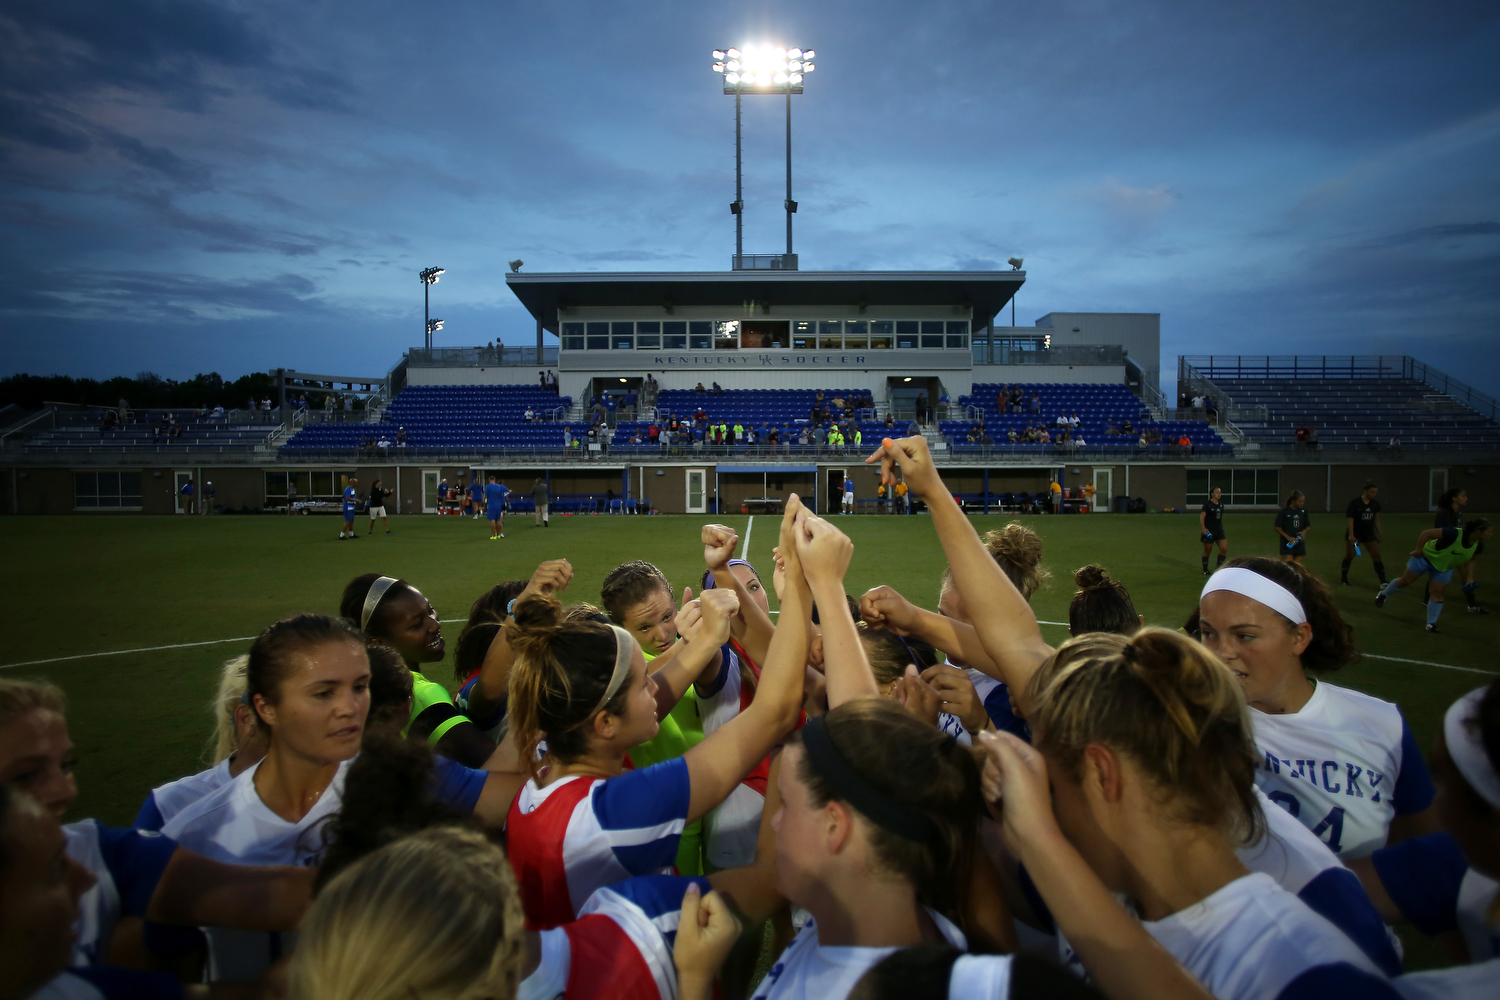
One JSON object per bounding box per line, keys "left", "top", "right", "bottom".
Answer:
{"left": 419, "top": 266, "right": 445, "bottom": 351}
{"left": 712, "top": 45, "right": 815, "bottom": 268}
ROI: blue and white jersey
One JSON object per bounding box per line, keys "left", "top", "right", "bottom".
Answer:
{"left": 1240, "top": 787, "right": 1402, "bottom": 976}
{"left": 29, "top": 967, "right": 183, "bottom": 1000}
{"left": 341, "top": 485, "right": 357, "bottom": 511}
{"left": 1393, "top": 957, "right": 1500, "bottom": 1000}
{"left": 1140, "top": 873, "right": 1399, "bottom": 1000}
{"left": 134, "top": 759, "right": 233, "bottom": 832}
{"left": 429, "top": 755, "right": 488, "bottom": 814}
{"left": 159, "top": 757, "right": 352, "bottom": 980}
{"left": 965, "top": 666, "right": 1031, "bottom": 743}
{"left": 751, "top": 907, "right": 966, "bottom": 1000}
{"left": 455, "top": 673, "right": 508, "bottom": 741}
{"left": 1251, "top": 682, "right": 1434, "bottom": 858}
{"left": 1373, "top": 832, "right": 1500, "bottom": 965}
{"left": 63, "top": 821, "right": 179, "bottom": 967}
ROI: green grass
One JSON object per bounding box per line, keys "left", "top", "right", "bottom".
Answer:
{"left": 4, "top": 509, "right": 1490, "bottom": 828}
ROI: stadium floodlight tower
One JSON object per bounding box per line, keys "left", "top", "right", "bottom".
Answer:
{"left": 712, "top": 45, "right": 815, "bottom": 269}
{"left": 419, "top": 266, "right": 445, "bottom": 350}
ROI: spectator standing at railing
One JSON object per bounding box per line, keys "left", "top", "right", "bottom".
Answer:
{"left": 915, "top": 391, "right": 928, "bottom": 425}
{"left": 539, "top": 370, "right": 547, "bottom": 391}
{"left": 1029, "top": 390, "right": 1041, "bottom": 414}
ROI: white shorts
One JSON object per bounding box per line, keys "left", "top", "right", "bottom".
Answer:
{"left": 368, "top": 506, "right": 386, "bottom": 518}
{"left": 842, "top": 491, "right": 854, "bottom": 504}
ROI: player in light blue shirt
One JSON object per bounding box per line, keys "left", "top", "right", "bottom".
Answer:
{"left": 484, "top": 476, "right": 509, "bottom": 540}
{"left": 339, "top": 477, "right": 359, "bottom": 540}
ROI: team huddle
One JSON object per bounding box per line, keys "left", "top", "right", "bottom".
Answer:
{"left": 4, "top": 435, "right": 1499, "bottom": 1000}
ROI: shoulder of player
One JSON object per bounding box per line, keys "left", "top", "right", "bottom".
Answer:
{"left": 159, "top": 764, "right": 254, "bottom": 838}
{"left": 1310, "top": 683, "right": 1405, "bottom": 743}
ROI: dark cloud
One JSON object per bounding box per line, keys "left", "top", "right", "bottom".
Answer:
{"left": 1372, "top": 221, "right": 1500, "bottom": 246}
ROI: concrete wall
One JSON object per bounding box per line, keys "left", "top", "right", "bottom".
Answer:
{"left": 1035, "top": 312, "right": 1161, "bottom": 389}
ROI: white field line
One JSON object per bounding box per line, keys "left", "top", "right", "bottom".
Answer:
{"left": 741, "top": 515, "right": 754, "bottom": 561}
{"left": 6, "top": 620, "right": 1493, "bottom": 677}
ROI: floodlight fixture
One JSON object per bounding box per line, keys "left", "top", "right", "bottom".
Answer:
{"left": 508, "top": 259, "right": 524, "bottom": 273}
{"left": 713, "top": 44, "right": 817, "bottom": 263}
{"left": 1007, "top": 256, "right": 1024, "bottom": 270}
{"left": 419, "top": 265, "right": 445, "bottom": 350}
{"left": 428, "top": 318, "right": 444, "bottom": 333}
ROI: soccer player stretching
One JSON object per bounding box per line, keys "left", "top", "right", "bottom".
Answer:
{"left": 1341, "top": 480, "right": 1385, "bottom": 587}
{"left": 1376, "top": 518, "right": 1493, "bottom": 632}
{"left": 483, "top": 475, "right": 509, "bottom": 540}
{"left": 339, "top": 476, "right": 359, "bottom": 540}
{"left": 1274, "top": 490, "right": 1310, "bottom": 565}
{"left": 1199, "top": 485, "right": 1227, "bottom": 574}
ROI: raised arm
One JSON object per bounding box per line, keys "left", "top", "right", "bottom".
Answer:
{"left": 470, "top": 558, "right": 573, "bottom": 718}
{"left": 978, "top": 731, "right": 1214, "bottom": 1000}
{"left": 682, "top": 499, "right": 810, "bottom": 823}
{"left": 859, "top": 585, "right": 1024, "bottom": 687}
{"left": 651, "top": 587, "right": 735, "bottom": 716}
{"left": 866, "top": 436, "right": 1054, "bottom": 713}
{"left": 792, "top": 507, "right": 880, "bottom": 706}
{"left": 704, "top": 522, "right": 775, "bottom": 666}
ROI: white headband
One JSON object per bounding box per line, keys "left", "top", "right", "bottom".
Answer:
{"left": 592, "top": 626, "right": 637, "bottom": 717}
{"left": 1201, "top": 567, "right": 1307, "bottom": 625}
{"left": 949, "top": 955, "right": 1012, "bottom": 1000}
{"left": 1445, "top": 687, "right": 1500, "bottom": 809}
{"left": 360, "top": 576, "right": 400, "bottom": 631}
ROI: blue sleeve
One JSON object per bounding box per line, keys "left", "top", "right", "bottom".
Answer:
{"left": 1392, "top": 717, "right": 1436, "bottom": 815}
{"left": 1297, "top": 867, "right": 1403, "bottom": 977}
{"left": 983, "top": 682, "right": 1032, "bottom": 743}
{"left": 95, "top": 824, "right": 180, "bottom": 917}
{"left": 1371, "top": 831, "right": 1467, "bottom": 936}
{"left": 693, "top": 645, "right": 736, "bottom": 698}
{"left": 1015, "top": 863, "right": 1056, "bottom": 936}
{"left": 132, "top": 794, "right": 165, "bottom": 833}
{"left": 429, "top": 756, "right": 488, "bottom": 814}
{"left": 591, "top": 757, "right": 692, "bottom": 875}
{"left": 455, "top": 675, "right": 507, "bottom": 730}
{"left": 65, "top": 965, "right": 184, "bottom": 999}
{"left": 1275, "top": 962, "right": 1402, "bottom": 1000}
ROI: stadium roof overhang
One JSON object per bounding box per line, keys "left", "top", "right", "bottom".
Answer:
{"left": 504, "top": 270, "right": 1025, "bottom": 334}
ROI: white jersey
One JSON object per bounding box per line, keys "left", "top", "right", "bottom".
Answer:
{"left": 136, "top": 758, "right": 233, "bottom": 831}
{"left": 1141, "top": 873, "right": 1398, "bottom": 1000}
{"left": 695, "top": 655, "right": 768, "bottom": 871}
{"left": 1251, "top": 682, "right": 1433, "bottom": 859}
{"left": 64, "top": 821, "right": 121, "bottom": 967}
{"left": 160, "top": 757, "right": 351, "bottom": 980}
{"left": 750, "top": 908, "right": 966, "bottom": 1000}
{"left": 1394, "top": 957, "right": 1500, "bottom": 1000}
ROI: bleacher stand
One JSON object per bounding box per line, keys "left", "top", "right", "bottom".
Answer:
{"left": 25, "top": 412, "right": 279, "bottom": 453}
{"left": 281, "top": 385, "right": 571, "bottom": 455}
{"left": 607, "top": 388, "right": 906, "bottom": 456}
{"left": 944, "top": 383, "right": 1230, "bottom": 455}
{"left": 1193, "top": 374, "right": 1500, "bottom": 452}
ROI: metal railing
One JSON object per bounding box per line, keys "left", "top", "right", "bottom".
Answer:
{"left": 731, "top": 253, "right": 798, "bottom": 270}
{"left": 972, "top": 344, "right": 1127, "bottom": 367}
{"left": 405, "top": 346, "right": 559, "bottom": 368}
{"left": 1176, "top": 359, "right": 1270, "bottom": 423}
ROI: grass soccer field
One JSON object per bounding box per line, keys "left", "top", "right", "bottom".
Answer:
{"left": 2, "top": 509, "right": 1493, "bottom": 830}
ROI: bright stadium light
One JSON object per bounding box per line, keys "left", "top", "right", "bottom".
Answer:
{"left": 1007, "top": 256, "right": 1024, "bottom": 270}
{"left": 419, "top": 266, "right": 445, "bottom": 351}
{"left": 714, "top": 44, "right": 817, "bottom": 266}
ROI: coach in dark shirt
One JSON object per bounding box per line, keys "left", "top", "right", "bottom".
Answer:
{"left": 1274, "top": 491, "right": 1311, "bottom": 565}
{"left": 1342, "top": 481, "right": 1385, "bottom": 586}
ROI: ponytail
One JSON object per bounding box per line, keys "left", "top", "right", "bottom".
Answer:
{"left": 505, "top": 593, "right": 629, "bottom": 774}
{"left": 1068, "top": 565, "right": 1140, "bottom": 636}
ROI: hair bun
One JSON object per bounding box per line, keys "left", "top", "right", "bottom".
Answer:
{"left": 1074, "top": 564, "right": 1111, "bottom": 591}
{"left": 505, "top": 593, "right": 563, "bottom": 661}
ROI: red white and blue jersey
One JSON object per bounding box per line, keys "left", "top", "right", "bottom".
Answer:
{"left": 506, "top": 757, "right": 691, "bottom": 929}
{"left": 1252, "top": 682, "right": 1434, "bottom": 859}
{"left": 517, "top": 874, "right": 710, "bottom": 1000}
{"left": 133, "top": 759, "right": 233, "bottom": 832}
{"left": 1240, "top": 787, "right": 1402, "bottom": 976}
{"left": 29, "top": 967, "right": 183, "bottom": 1000}
{"left": 1373, "top": 832, "right": 1500, "bottom": 966}
{"left": 751, "top": 907, "right": 966, "bottom": 1000}
{"left": 63, "top": 821, "right": 179, "bottom": 967}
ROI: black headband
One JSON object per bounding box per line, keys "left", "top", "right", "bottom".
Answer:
{"left": 800, "top": 715, "right": 938, "bottom": 843}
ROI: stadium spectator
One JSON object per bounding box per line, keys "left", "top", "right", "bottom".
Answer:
{"left": 694, "top": 382, "right": 706, "bottom": 393}
{"left": 203, "top": 481, "right": 216, "bottom": 513}
{"left": 525, "top": 405, "right": 535, "bottom": 422}
{"left": 1038, "top": 427, "right": 1052, "bottom": 444}
{"left": 1137, "top": 430, "right": 1149, "bottom": 448}
{"left": 540, "top": 370, "right": 547, "bottom": 391}
{"left": 711, "top": 381, "right": 723, "bottom": 393}
{"left": 1029, "top": 391, "right": 1041, "bottom": 414}
{"left": 1177, "top": 432, "right": 1193, "bottom": 454}
{"left": 915, "top": 391, "right": 928, "bottom": 425}
{"left": 1007, "top": 427, "right": 1018, "bottom": 443}
{"left": 1009, "top": 385, "right": 1023, "bottom": 411}
{"left": 1106, "top": 421, "right": 1119, "bottom": 436}
{"left": 396, "top": 427, "right": 406, "bottom": 447}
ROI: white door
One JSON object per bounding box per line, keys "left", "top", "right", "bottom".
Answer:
{"left": 174, "top": 470, "right": 193, "bottom": 513}
{"left": 1093, "top": 469, "right": 1113, "bottom": 513}
{"left": 422, "top": 470, "right": 439, "bottom": 514}
{"left": 686, "top": 469, "right": 706, "bottom": 514}
{"left": 1429, "top": 468, "right": 1448, "bottom": 511}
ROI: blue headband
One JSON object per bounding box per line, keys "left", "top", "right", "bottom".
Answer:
{"left": 702, "top": 558, "right": 756, "bottom": 592}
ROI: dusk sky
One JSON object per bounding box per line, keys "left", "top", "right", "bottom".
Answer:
{"left": 2, "top": 1, "right": 1498, "bottom": 396}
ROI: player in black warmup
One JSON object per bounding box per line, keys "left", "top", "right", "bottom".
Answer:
{"left": 1273, "top": 490, "right": 1311, "bottom": 565}
{"left": 1341, "top": 481, "right": 1384, "bottom": 586}
{"left": 1199, "top": 486, "right": 1227, "bottom": 574}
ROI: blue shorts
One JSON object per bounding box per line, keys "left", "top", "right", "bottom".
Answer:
{"left": 486, "top": 506, "right": 503, "bottom": 521}
{"left": 342, "top": 506, "right": 354, "bottom": 519}
{"left": 1407, "top": 556, "right": 1453, "bottom": 584}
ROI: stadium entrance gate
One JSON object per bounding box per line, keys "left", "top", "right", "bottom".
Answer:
{"left": 1093, "top": 468, "right": 1113, "bottom": 513}
{"left": 174, "top": 470, "right": 193, "bottom": 514}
